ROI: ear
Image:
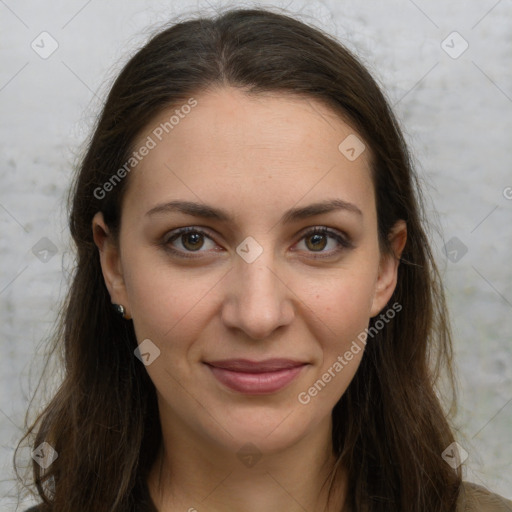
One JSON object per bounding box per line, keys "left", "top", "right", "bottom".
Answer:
{"left": 369, "top": 220, "right": 407, "bottom": 317}
{"left": 92, "top": 212, "right": 130, "bottom": 317}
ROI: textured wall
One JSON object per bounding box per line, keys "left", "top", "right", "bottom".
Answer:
{"left": 1, "top": 0, "right": 511, "bottom": 509}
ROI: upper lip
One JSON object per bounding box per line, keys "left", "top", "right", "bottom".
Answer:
{"left": 205, "top": 358, "right": 307, "bottom": 373}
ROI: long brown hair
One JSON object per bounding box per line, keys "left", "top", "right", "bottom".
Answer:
{"left": 14, "top": 6, "right": 461, "bottom": 511}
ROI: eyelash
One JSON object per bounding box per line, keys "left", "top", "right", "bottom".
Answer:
{"left": 161, "top": 226, "right": 353, "bottom": 259}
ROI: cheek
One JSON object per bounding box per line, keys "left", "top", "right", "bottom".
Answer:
{"left": 121, "top": 243, "right": 191, "bottom": 339}
{"left": 121, "top": 246, "right": 226, "bottom": 370}
{"left": 296, "top": 278, "right": 375, "bottom": 411}
{"left": 308, "top": 256, "right": 379, "bottom": 377}
{"left": 315, "top": 260, "right": 379, "bottom": 337}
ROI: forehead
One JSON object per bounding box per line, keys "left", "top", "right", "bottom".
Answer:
{"left": 123, "top": 87, "right": 374, "bottom": 220}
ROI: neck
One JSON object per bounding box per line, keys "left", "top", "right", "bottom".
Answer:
{"left": 147, "top": 409, "right": 349, "bottom": 512}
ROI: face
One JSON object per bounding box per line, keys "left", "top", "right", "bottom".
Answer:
{"left": 93, "top": 87, "right": 405, "bottom": 456}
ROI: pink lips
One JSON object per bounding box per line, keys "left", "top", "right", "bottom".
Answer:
{"left": 205, "top": 358, "right": 307, "bottom": 394}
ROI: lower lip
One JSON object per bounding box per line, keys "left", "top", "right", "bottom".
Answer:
{"left": 206, "top": 364, "right": 306, "bottom": 394}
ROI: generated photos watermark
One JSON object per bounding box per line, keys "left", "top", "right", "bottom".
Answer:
{"left": 441, "top": 441, "right": 469, "bottom": 469}
{"left": 134, "top": 338, "right": 161, "bottom": 366}
{"left": 298, "top": 301, "right": 402, "bottom": 405}
{"left": 93, "top": 97, "right": 198, "bottom": 200}
{"left": 31, "top": 441, "right": 58, "bottom": 469}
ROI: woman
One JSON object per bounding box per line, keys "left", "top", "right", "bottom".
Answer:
{"left": 15, "top": 6, "right": 512, "bottom": 512}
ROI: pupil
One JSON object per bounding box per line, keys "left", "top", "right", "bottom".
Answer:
{"left": 184, "top": 233, "right": 203, "bottom": 250}
{"left": 308, "top": 234, "right": 326, "bottom": 251}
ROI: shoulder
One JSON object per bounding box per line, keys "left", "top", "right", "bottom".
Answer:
{"left": 457, "top": 481, "right": 512, "bottom": 511}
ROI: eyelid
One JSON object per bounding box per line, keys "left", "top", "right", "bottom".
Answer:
{"left": 161, "top": 225, "right": 353, "bottom": 258}
{"left": 298, "top": 226, "right": 354, "bottom": 249}
{"left": 162, "top": 226, "right": 220, "bottom": 255}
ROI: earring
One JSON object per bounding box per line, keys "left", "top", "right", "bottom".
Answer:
{"left": 113, "top": 303, "right": 131, "bottom": 320}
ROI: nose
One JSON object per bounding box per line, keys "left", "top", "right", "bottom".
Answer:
{"left": 221, "top": 246, "right": 295, "bottom": 341}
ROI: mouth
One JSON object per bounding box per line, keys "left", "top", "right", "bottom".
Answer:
{"left": 204, "top": 358, "right": 308, "bottom": 395}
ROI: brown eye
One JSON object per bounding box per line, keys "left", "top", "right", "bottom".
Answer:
{"left": 164, "top": 227, "right": 218, "bottom": 257}
{"left": 295, "top": 227, "right": 353, "bottom": 258}
{"left": 181, "top": 231, "right": 205, "bottom": 251}
{"left": 162, "top": 226, "right": 353, "bottom": 260}
{"left": 305, "top": 232, "right": 329, "bottom": 251}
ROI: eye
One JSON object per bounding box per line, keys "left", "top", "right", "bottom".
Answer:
{"left": 163, "top": 227, "right": 217, "bottom": 256}
{"left": 162, "top": 226, "right": 353, "bottom": 259}
{"left": 293, "top": 227, "right": 353, "bottom": 258}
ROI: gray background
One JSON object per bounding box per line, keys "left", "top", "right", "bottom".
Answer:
{"left": 1, "top": 0, "right": 511, "bottom": 509}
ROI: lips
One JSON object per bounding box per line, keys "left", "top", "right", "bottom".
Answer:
{"left": 204, "top": 359, "right": 307, "bottom": 394}
{"left": 206, "top": 358, "right": 306, "bottom": 372}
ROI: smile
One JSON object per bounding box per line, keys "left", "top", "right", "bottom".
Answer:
{"left": 204, "top": 359, "right": 308, "bottom": 394}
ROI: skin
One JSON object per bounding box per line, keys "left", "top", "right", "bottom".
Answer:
{"left": 92, "top": 87, "right": 407, "bottom": 511}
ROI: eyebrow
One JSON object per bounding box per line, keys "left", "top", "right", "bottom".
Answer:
{"left": 145, "top": 198, "right": 363, "bottom": 224}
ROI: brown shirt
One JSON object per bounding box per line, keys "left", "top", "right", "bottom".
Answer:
{"left": 24, "top": 481, "right": 512, "bottom": 511}
{"left": 456, "top": 482, "right": 512, "bottom": 511}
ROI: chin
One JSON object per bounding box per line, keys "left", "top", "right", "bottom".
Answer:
{"left": 205, "top": 400, "right": 314, "bottom": 454}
